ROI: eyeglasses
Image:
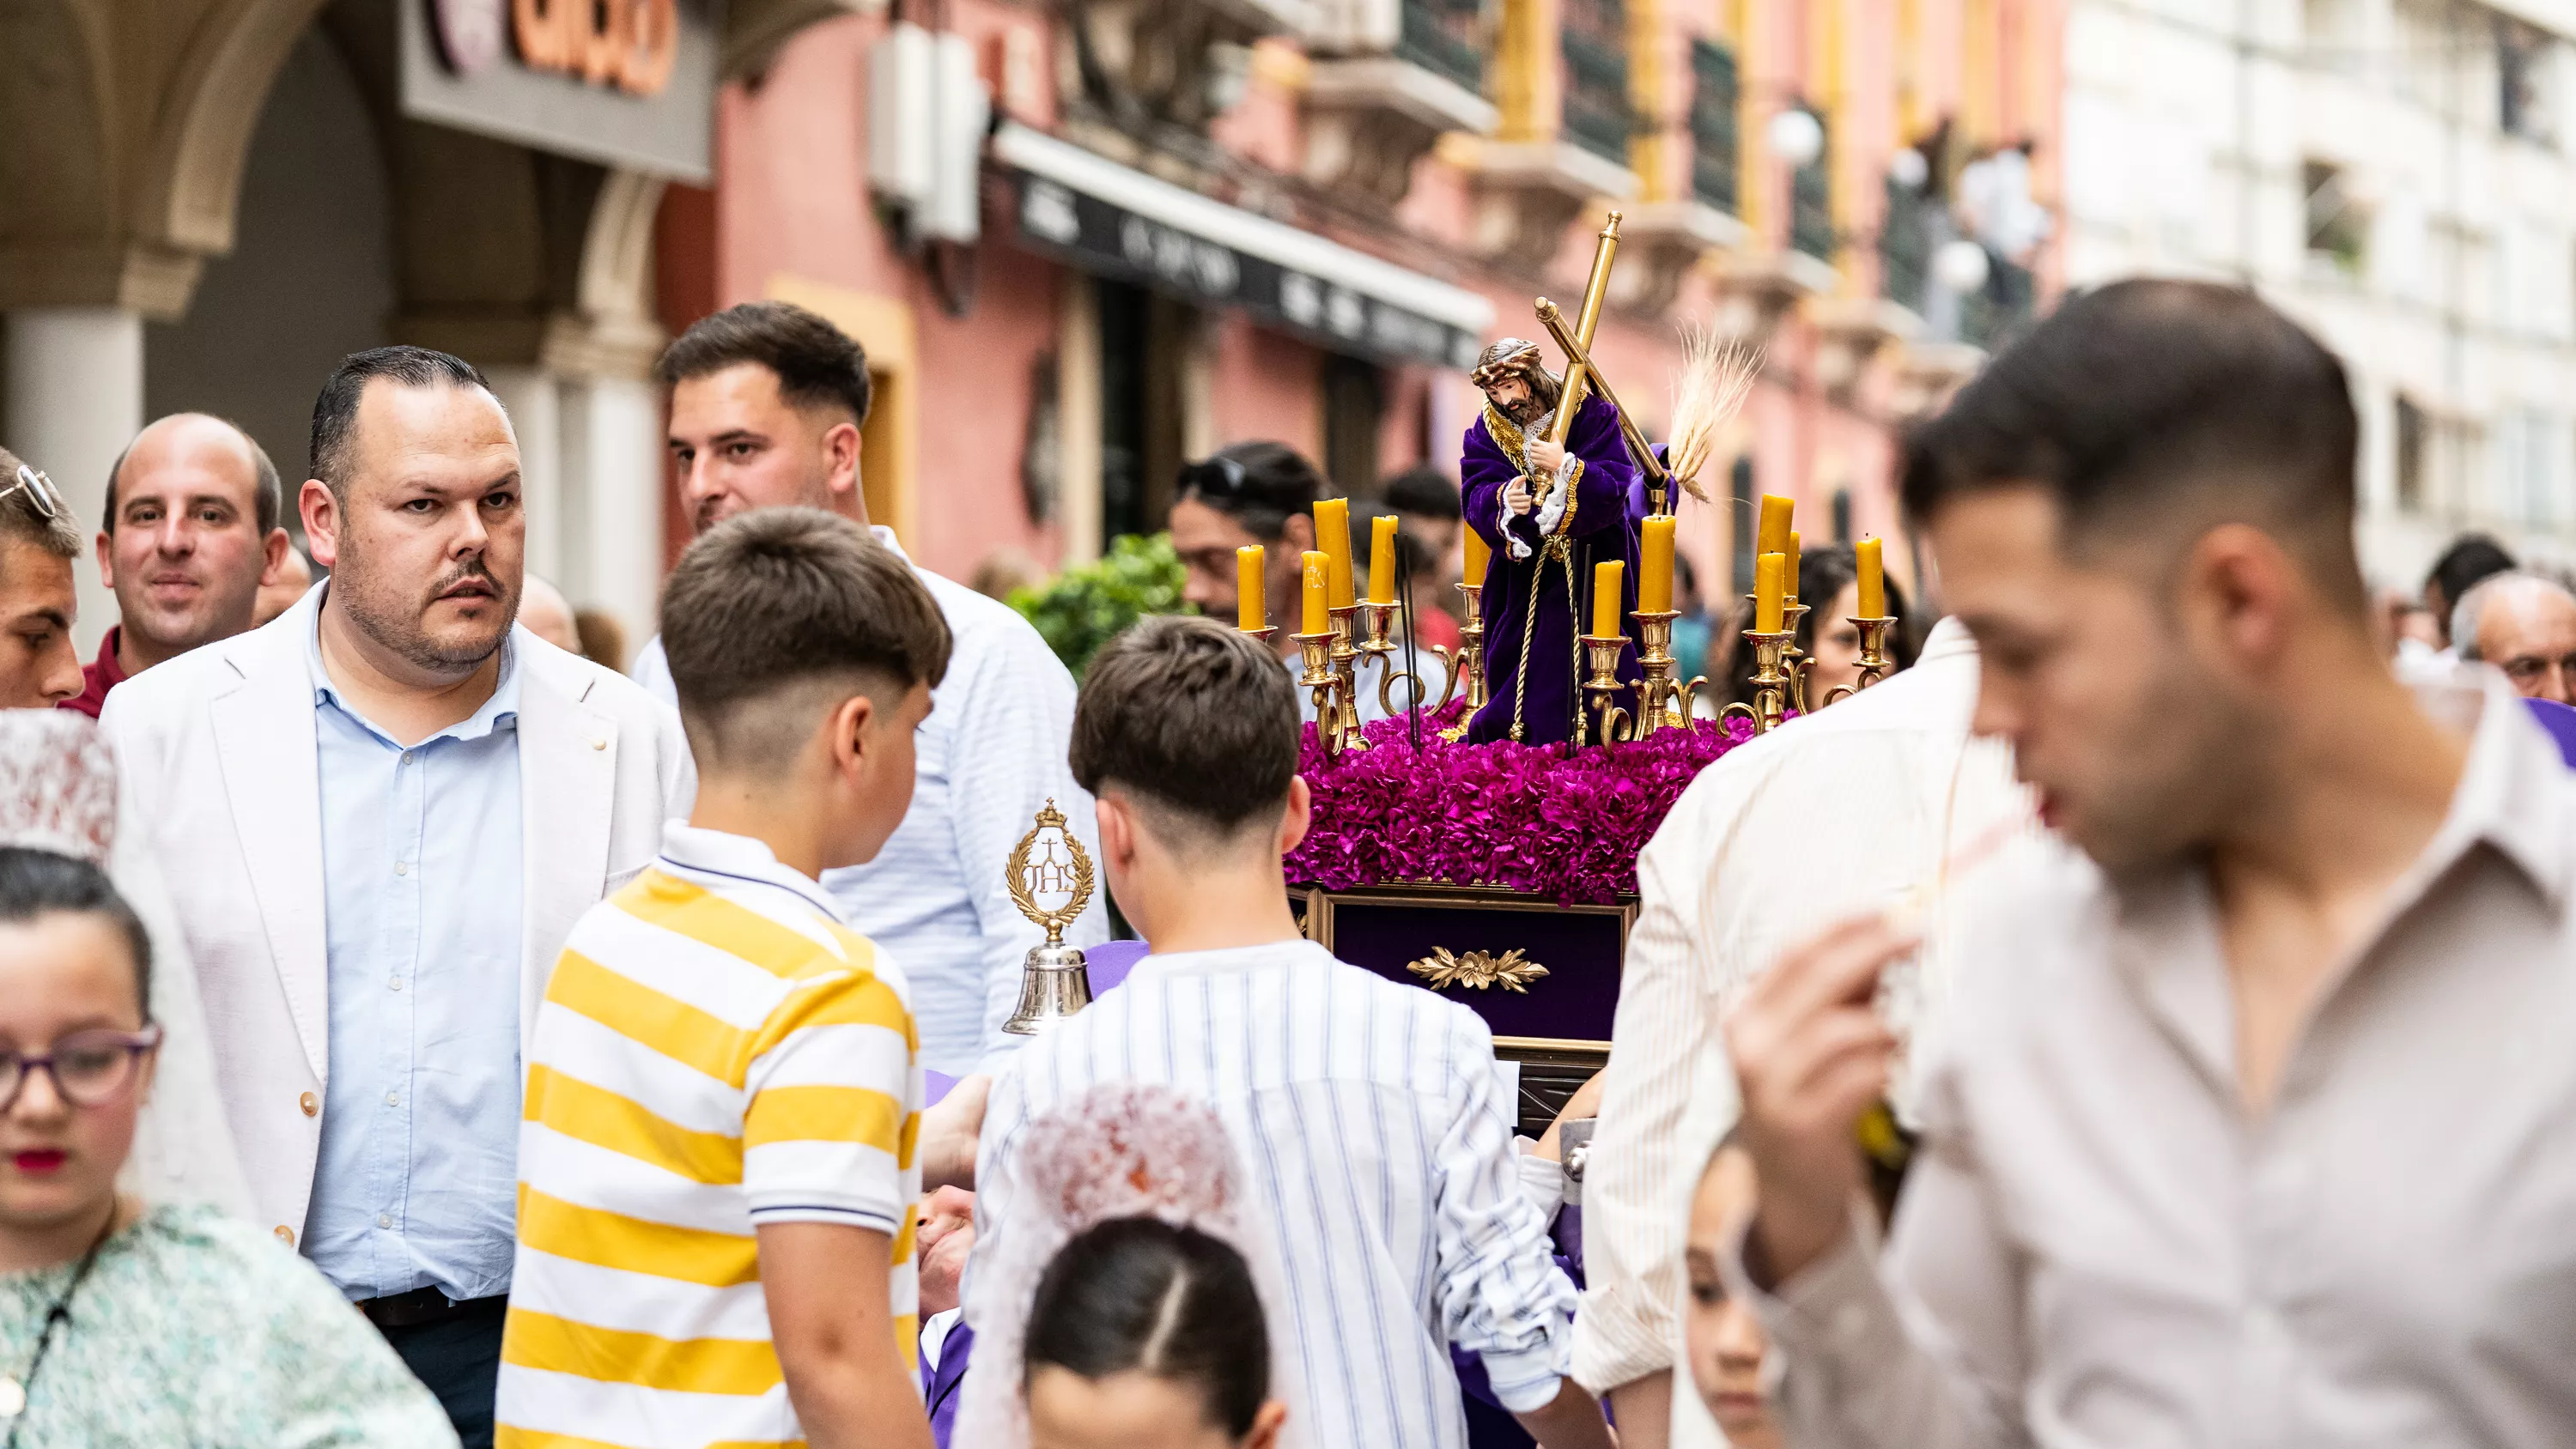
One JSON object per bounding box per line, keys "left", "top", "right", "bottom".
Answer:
{"left": 0, "top": 1026, "right": 162, "bottom": 1113}
{"left": 2499, "top": 653, "right": 2576, "bottom": 689}
{"left": 0, "top": 464, "right": 66, "bottom": 522}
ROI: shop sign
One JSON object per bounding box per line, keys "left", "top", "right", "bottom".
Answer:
{"left": 398, "top": 0, "right": 720, "bottom": 180}
{"left": 1011, "top": 173, "right": 1481, "bottom": 371}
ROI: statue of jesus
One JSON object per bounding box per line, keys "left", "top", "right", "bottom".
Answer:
{"left": 1460, "top": 338, "right": 1648, "bottom": 746}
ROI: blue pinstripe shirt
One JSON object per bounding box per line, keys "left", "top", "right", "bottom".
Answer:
{"left": 968, "top": 940, "right": 1577, "bottom": 1449}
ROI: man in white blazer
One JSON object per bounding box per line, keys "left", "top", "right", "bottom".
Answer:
{"left": 101, "top": 347, "right": 692, "bottom": 1448}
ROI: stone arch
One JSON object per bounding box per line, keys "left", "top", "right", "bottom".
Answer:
{"left": 0, "top": 0, "right": 122, "bottom": 303}
{"left": 136, "top": 0, "right": 335, "bottom": 263}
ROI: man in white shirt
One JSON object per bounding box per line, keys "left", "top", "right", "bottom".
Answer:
{"left": 1729, "top": 279, "right": 2576, "bottom": 1446}
{"left": 1576, "top": 617, "right": 2033, "bottom": 1448}
{"left": 630, "top": 301, "right": 1105, "bottom": 1077}
{"left": 969, "top": 616, "right": 1614, "bottom": 1449}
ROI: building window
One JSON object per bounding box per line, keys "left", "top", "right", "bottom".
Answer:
{"left": 2302, "top": 160, "right": 2368, "bottom": 278}
{"left": 1690, "top": 39, "right": 1741, "bottom": 213}
{"left": 1789, "top": 107, "right": 1835, "bottom": 259}
{"left": 1097, "top": 278, "right": 1188, "bottom": 544}
{"left": 1832, "top": 488, "right": 1853, "bottom": 543}
{"left": 1400, "top": 0, "right": 1485, "bottom": 94}
{"left": 1728, "top": 454, "right": 1757, "bottom": 594}
{"left": 1322, "top": 353, "right": 1385, "bottom": 499}
{"left": 2498, "top": 17, "right": 2555, "bottom": 144}
{"left": 1881, "top": 171, "right": 1931, "bottom": 311}
{"left": 2396, "top": 396, "right": 2428, "bottom": 512}
{"left": 1562, "top": 0, "right": 1634, "bottom": 164}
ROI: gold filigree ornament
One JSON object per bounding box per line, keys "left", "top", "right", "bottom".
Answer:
{"left": 1406, "top": 947, "right": 1550, "bottom": 993}
{"left": 1006, "top": 798, "right": 1096, "bottom": 945}
{"left": 1002, "top": 799, "right": 1098, "bottom": 1035}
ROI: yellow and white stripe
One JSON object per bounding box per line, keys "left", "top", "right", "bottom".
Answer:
{"left": 498, "top": 825, "right": 922, "bottom": 1449}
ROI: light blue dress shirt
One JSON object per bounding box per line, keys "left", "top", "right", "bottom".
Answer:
{"left": 302, "top": 612, "right": 526, "bottom": 1302}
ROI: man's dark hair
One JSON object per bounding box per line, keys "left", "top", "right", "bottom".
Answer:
{"left": 0, "top": 846, "right": 153, "bottom": 1020}
{"left": 1174, "top": 441, "right": 1326, "bottom": 544}
{"left": 0, "top": 446, "right": 83, "bottom": 562}
{"left": 1072, "top": 615, "right": 1297, "bottom": 846}
{"left": 1900, "top": 279, "right": 2366, "bottom": 610}
{"left": 660, "top": 507, "right": 951, "bottom": 770}
{"left": 1382, "top": 464, "right": 1462, "bottom": 521}
{"left": 2426, "top": 533, "right": 2515, "bottom": 615}
{"left": 1024, "top": 1217, "right": 1271, "bottom": 1440}
{"left": 654, "top": 301, "right": 873, "bottom": 427}
{"left": 309, "top": 347, "right": 493, "bottom": 498}
{"left": 106, "top": 416, "right": 283, "bottom": 537}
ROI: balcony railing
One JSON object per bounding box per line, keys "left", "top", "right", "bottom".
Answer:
{"left": 1690, "top": 39, "right": 1740, "bottom": 213}
{"left": 1789, "top": 110, "right": 1833, "bottom": 258}
{"left": 1397, "top": 0, "right": 1484, "bottom": 94}
{"left": 1562, "top": 0, "right": 1633, "bottom": 163}
{"left": 1959, "top": 254, "right": 2035, "bottom": 351}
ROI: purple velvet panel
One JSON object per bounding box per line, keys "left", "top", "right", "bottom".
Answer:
{"left": 1324, "top": 899, "right": 1626, "bottom": 1043}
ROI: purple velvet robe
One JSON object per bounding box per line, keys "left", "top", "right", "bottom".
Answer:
{"left": 1461, "top": 393, "right": 1649, "bottom": 746}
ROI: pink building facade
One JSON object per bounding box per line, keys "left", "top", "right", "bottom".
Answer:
{"left": 662, "top": 0, "right": 2068, "bottom": 603}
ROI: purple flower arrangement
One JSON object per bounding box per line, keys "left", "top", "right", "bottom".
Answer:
{"left": 1285, "top": 707, "right": 1756, "bottom": 905}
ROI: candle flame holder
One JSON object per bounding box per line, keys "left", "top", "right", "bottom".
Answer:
{"left": 1238, "top": 622, "right": 1278, "bottom": 651}
{"left": 1820, "top": 615, "right": 1900, "bottom": 706}
{"left": 1579, "top": 634, "right": 1634, "bottom": 746}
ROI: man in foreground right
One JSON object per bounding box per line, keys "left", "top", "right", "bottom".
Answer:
{"left": 1727, "top": 279, "right": 2576, "bottom": 1444}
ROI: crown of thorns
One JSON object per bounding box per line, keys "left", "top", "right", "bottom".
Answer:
{"left": 1471, "top": 338, "right": 1558, "bottom": 393}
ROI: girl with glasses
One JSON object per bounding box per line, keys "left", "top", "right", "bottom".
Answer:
{"left": 0, "top": 846, "right": 456, "bottom": 1448}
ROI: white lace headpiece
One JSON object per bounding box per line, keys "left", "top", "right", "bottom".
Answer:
{"left": 957, "top": 1082, "right": 1308, "bottom": 1448}
{"left": 0, "top": 711, "right": 117, "bottom": 864}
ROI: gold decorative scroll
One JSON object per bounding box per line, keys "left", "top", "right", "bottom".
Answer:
{"left": 1005, "top": 798, "right": 1095, "bottom": 946}
{"left": 1407, "top": 947, "right": 1550, "bottom": 993}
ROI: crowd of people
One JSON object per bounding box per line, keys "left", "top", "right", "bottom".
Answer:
{"left": 5, "top": 276, "right": 2576, "bottom": 1449}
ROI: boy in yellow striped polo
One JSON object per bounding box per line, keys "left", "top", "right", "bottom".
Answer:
{"left": 497, "top": 509, "right": 951, "bottom": 1449}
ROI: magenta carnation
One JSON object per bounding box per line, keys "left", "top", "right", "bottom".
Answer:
{"left": 1285, "top": 706, "right": 1753, "bottom": 904}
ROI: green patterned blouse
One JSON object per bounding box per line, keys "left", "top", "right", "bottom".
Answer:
{"left": 0, "top": 1203, "right": 457, "bottom": 1448}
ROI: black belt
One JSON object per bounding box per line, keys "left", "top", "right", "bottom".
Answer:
{"left": 356, "top": 1286, "right": 507, "bottom": 1331}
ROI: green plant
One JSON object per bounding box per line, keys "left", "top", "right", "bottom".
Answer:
{"left": 1009, "top": 532, "right": 1194, "bottom": 678}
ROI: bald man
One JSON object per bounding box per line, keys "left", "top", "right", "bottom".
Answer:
{"left": 515, "top": 573, "right": 582, "bottom": 655}
{"left": 66, "top": 414, "right": 292, "bottom": 718}
{"left": 2454, "top": 570, "right": 2576, "bottom": 705}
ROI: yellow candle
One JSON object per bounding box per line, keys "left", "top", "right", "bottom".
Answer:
{"left": 1856, "top": 536, "right": 1886, "bottom": 619}
{"left": 1591, "top": 559, "right": 1625, "bottom": 639}
{"left": 1785, "top": 530, "right": 1801, "bottom": 608}
{"left": 1315, "top": 498, "right": 1355, "bottom": 609}
{"left": 1237, "top": 545, "right": 1266, "bottom": 632}
{"left": 1464, "top": 527, "right": 1491, "bottom": 588}
{"left": 1301, "top": 550, "right": 1330, "bottom": 635}
{"left": 1754, "top": 552, "right": 1785, "bottom": 633}
{"left": 1367, "top": 513, "right": 1399, "bottom": 604}
{"left": 1757, "top": 494, "right": 1795, "bottom": 561}
{"left": 1638, "top": 516, "right": 1676, "bottom": 615}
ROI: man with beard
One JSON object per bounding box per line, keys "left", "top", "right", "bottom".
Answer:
{"left": 65, "top": 413, "right": 294, "bottom": 718}
{"left": 1725, "top": 282, "right": 2576, "bottom": 1446}
{"left": 1461, "top": 338, "right": 1646, "bottom": 745}
{"left": 100, "top": 347, "right": 694, "bottom": 1448}
{"left": 630, "top": 301, "right": 1103, "bottom": 1086}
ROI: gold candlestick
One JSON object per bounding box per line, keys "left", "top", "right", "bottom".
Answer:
{"left": 1453, "top": 582, "right": 1488, "bottom": 712}
{"left": 1718, "top": 628, "right": 1796, "bottom": 735}
{"left": 1821, "top": 615, "right": 1900, "bottom": 706}
{"left": 1239, "top": 622, "right": 1278, "bottom": 651}
{"left": 1354, "top": 599, "right": 1442, "bottom": 718}
{"left": 1630, "top": 610, "right": 1691, "bottom": 733}
{"left": 1292, "top": 628, "right": 1347, "bottom": 755}
{"left": 1327, "top": 604, "right": 1364, "bottom": 751}
{"left": 1578, "top": 634, "right": 1633, "bottom": 746}
{"left": 1780, "top": 600, "right": 1813, "bottom": 715}
{"left": 1001, "top": 799, "right": 1098, "bottom": 1035}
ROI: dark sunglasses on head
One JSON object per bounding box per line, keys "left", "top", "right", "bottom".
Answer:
{"left": 1176, "top": 455, "right": 1250, "bottom": 500}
